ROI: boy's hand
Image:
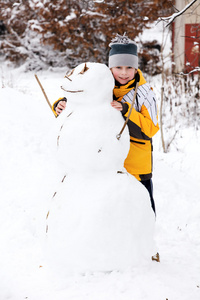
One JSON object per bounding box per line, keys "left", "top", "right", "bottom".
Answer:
{"left": 56, "top": 100, "right": 66, "bottom": 115}
{"left": 111, "top": 101, "right": 123, "bottom": 111}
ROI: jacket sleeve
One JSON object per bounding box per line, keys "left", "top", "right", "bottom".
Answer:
{"left": 122, "top": 89, "right": 159, "bottom": 140}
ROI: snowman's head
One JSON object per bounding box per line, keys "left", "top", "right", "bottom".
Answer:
{"left": 61, "top": 62, "right": 114, "bottom": 103}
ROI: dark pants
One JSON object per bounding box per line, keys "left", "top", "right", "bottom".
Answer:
{"left": 141, "top": 179, "right": 156, "bottom": 215}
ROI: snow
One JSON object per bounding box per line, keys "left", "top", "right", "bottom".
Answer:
{"left": 0, "top": 57, "right": 200, "bottom": 300}
{"left": 65, "top": 12, "right": 77, "bottom": 22}
{"left": 137, "top": 21, "right": 172, "bottom": 70}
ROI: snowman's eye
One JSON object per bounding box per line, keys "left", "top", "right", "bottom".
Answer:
{"left": 65, "top": 68, "right": 75, "bottom": 81}
{"left": 79, "top": 63, "right": 89, "bottom": 75}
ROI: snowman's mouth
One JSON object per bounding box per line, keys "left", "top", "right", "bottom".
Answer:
{"left": 61, "top": 86, "right": 84, "bottom": 93}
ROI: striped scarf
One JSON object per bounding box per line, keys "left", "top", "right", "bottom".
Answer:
{"left": 113, "top": 69, "right": 146, "bottom": 102}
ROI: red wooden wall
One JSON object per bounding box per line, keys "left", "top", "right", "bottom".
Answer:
{"left": 185, "top": 23, "right": 200, "bottom": 72}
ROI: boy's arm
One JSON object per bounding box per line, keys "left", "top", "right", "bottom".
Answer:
{"left": 121, "top": 91, "right": 159, "bottom": 139}
{"left": 123, "top": 104, "right": 159, "bottom": 139}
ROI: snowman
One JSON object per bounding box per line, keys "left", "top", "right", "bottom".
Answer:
{"left": 46, "top": 62, "right": 155, "bottom": 274}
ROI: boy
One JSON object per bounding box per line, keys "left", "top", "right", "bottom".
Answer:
{"left": 52, "top": 33, "right": 159, "bottom": 214}
{"left": 108, "top": 33, "right": 159, "bottom": 214}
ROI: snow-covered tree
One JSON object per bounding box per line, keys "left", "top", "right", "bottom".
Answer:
{"left": 0, "top": 0, "right": 174, "bottom": 69}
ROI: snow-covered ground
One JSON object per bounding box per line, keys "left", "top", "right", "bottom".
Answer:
{"left": 0, "top": 60, "right": 200, "bottom": 300}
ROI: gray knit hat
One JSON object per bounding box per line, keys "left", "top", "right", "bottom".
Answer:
{"left": 108, "top": 33, "right": 138, "bottom": 69}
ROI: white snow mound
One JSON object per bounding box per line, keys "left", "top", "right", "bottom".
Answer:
{"left": 46, "top": 62, "right": 155, "bottom": 275}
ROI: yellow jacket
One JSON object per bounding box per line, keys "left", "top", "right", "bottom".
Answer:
{"left": 114, "top": 69, "right": 159, "bottom": 181}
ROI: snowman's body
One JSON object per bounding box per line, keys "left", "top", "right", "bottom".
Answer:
{"left": 46, "top": 63, "right": 155, "bottom": 273}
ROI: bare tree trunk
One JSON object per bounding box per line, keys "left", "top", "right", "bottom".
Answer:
{"left": 159, "top": 22, "right": 168, "bottom": 153}
{"left": 160, "top": 48, "right": 166, "bottom": 153}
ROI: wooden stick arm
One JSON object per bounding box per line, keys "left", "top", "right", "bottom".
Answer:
{"left": 35, "top": 74, "right": 57, "bottom": 118}
{"left": 117, "top": 82, "right": 139, "bottom": 140}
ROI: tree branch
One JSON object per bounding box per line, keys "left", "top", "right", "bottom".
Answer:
{"left": 179, "top": 67, "right": 200, "bottom": 76}
{"left": 157, "top": 0, "right": 198, "bottom": 27}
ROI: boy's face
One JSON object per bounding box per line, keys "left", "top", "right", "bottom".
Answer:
{"left": 111, "top": 66, "right": 137, "bottom": 85}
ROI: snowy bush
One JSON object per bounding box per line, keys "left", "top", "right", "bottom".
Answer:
{"left": 159, "top": 72, "right": 200, "bottom": 152}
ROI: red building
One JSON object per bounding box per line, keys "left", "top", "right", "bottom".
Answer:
{"left": 172, "top": 0, "right": 200, "bottom": 73}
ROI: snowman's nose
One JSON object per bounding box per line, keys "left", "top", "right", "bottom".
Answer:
{"left": 79, "top": 63, "right": 89, "bottom": 74}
